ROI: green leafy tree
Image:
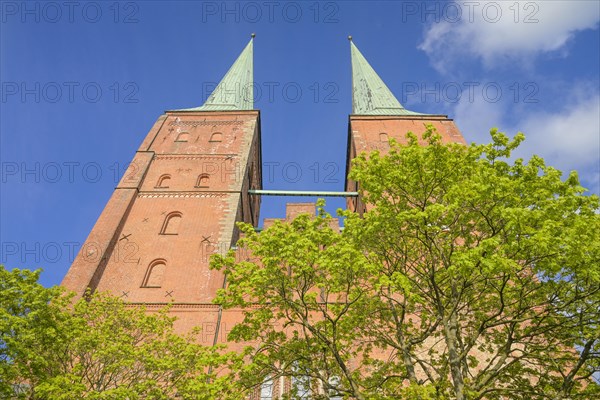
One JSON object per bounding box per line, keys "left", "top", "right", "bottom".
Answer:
{"left": 212, "top": 127, "right": 600, "bottom": 399}
{"left": 213, "top": 206, "right": 376, "bottom": 399}
{"left": 0, "top": 266, "right": 247, "bottom": 399}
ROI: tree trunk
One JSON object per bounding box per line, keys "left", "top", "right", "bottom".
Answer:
{"left": 444, "top": 311, "right": 465, "bottom": 400}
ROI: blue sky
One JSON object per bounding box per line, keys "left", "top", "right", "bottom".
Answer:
{"left": 1, "top": 1, "right": 599, "bottom": 287}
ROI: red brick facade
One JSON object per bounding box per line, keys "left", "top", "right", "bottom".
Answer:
{"left": 61, "top": 110, "right": 465, "bottom": 344}
{"left": 345, "top": 114, "right": 465, "bottom": 213}
{"left": 59, "top": 37, "right": 470, "bottom": 397}
{"left": 62, "top": 110, "right": 261, "bottom": 340}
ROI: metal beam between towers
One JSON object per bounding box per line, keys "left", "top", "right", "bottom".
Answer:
{"left": 248, "top": 190, "right": 359, "bottom": 197}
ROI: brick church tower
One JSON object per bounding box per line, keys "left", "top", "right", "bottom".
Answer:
{"left": 345, "top": 38, "right": 465, "bottom": 214}
{"left": 61, "top": 37, "right": 466, "bottom": 356}
{"left": 61, "top": 37, "right": 261, "bottom": 338}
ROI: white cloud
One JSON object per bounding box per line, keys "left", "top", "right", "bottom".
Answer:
{"left": 517, "top": 94, "right": 600, "bottom": 190}
{"left": 452, "top": 91, "right": 505, "bottom": 142}
{"left": 452, "top": 90, "right": 600, "bottom": 194}
{"left": 420, "top": 1, "right": 600, "bottom": 73}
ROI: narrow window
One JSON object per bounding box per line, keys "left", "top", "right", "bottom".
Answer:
{"left": 328, "top": 376, "right": 342, "bottom": 400}
{"left": 155, "top": 174, "right": 171, "bottom": 188}
{"left": 160, "top": 212, "right": 182, "bottom": 235}
{"left": 142, "top": 259, "right": 166, "bottom": 288}
{"left": 209, "top": 132, "right": 223, "bottom": 142}
{"left": 291, "top": 363, "right": 311, "bottom": 399}
{"left": 248, "top": 163, "right": 254, "bottom": 187}
{"left": 260, "top": 376, "right": 273, "bottom": 400}
{"left": 195, "top": 174, "right": 210, "bottom": 188}
{"left": 379, "top": 132, "right": 389, "bottom": 142}
{"left": 175, "top": 131, "right": 190, "bottom": 142}
{"left": 291, "top": 375, "right": 311, "bottom": 399}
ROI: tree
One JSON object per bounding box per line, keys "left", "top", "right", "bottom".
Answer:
{"left": 0, "top": 266, "right": 246, "bottom": 399}
{"left": 213, "top": 206, "right": 375, "bottom": 399}
{"left": 212, "top": 127, "right": 600, "bottom": 399}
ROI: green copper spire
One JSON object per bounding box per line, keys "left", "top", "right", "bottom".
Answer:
{"left": 350, "top": 37, "right": 425, "bottom": 116}
{"left": 177, "top": 35, "right": 254, "bottom": 111}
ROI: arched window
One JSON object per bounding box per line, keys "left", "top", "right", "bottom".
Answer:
{"left": 195, "top": 174, "right": 210, "bottom": 188}
{"left": 155, "top": 174, "right": 171, "bottom": 188}
{"left": 379, "top": 132, "right": 389, "bottom": 142}
{"left": 175, "top": 131, "right": 190, "bottom": 142}
{"left": 209, "top": 132, "right": 223, "bottom": 142}
{"left": 160, "top": 212, "right": 182, "bottom": 235}
{"left": 142, "top": 259, "right": 166, "bottom": 288}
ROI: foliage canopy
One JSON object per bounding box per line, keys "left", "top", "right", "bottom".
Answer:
{"left": 0, "top": 267, "right": 246, "bottom": 399}
{"left": 2, "top": 127, "right": 598, "bottom": 399}
{"left": 212, "top": 127, "right": 600, "bottom": 399}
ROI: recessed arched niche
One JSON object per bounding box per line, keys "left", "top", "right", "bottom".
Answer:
{"left": 155, "top": 174, "right": 171, "bottom": 188}
{"left": 209, "top": 132, "right": 223, "bottom": 142}
{"left": 142, "top": 259, "right": 166, "bottom": 288}
{"left": 160, "top": 212, "right": 182, "bottom": 235}
{"left": 195, "top": 174, "right": 210, "bottom": 188}
{"left": 175, "top": 131, "right": 190, "bottom": 142}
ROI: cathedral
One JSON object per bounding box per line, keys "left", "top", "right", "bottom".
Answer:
{"left": 61, "top": 36, "right": 466, "bottom": 388}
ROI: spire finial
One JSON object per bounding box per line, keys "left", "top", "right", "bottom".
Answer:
{"left": 251, "top": 33, "right": 256, "bottom": 38}
{"left": 350, "top": 41, "right": 425, "bottom": 116}
{"left": 172, "top": 37, "right": 254, "bottom": 112}
{"left": 348, "top": 35, "right": 352, "bottom": 41}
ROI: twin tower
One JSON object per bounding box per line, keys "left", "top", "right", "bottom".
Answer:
{"left": 61, "top": 37, "right": 465, "bottom": 338}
